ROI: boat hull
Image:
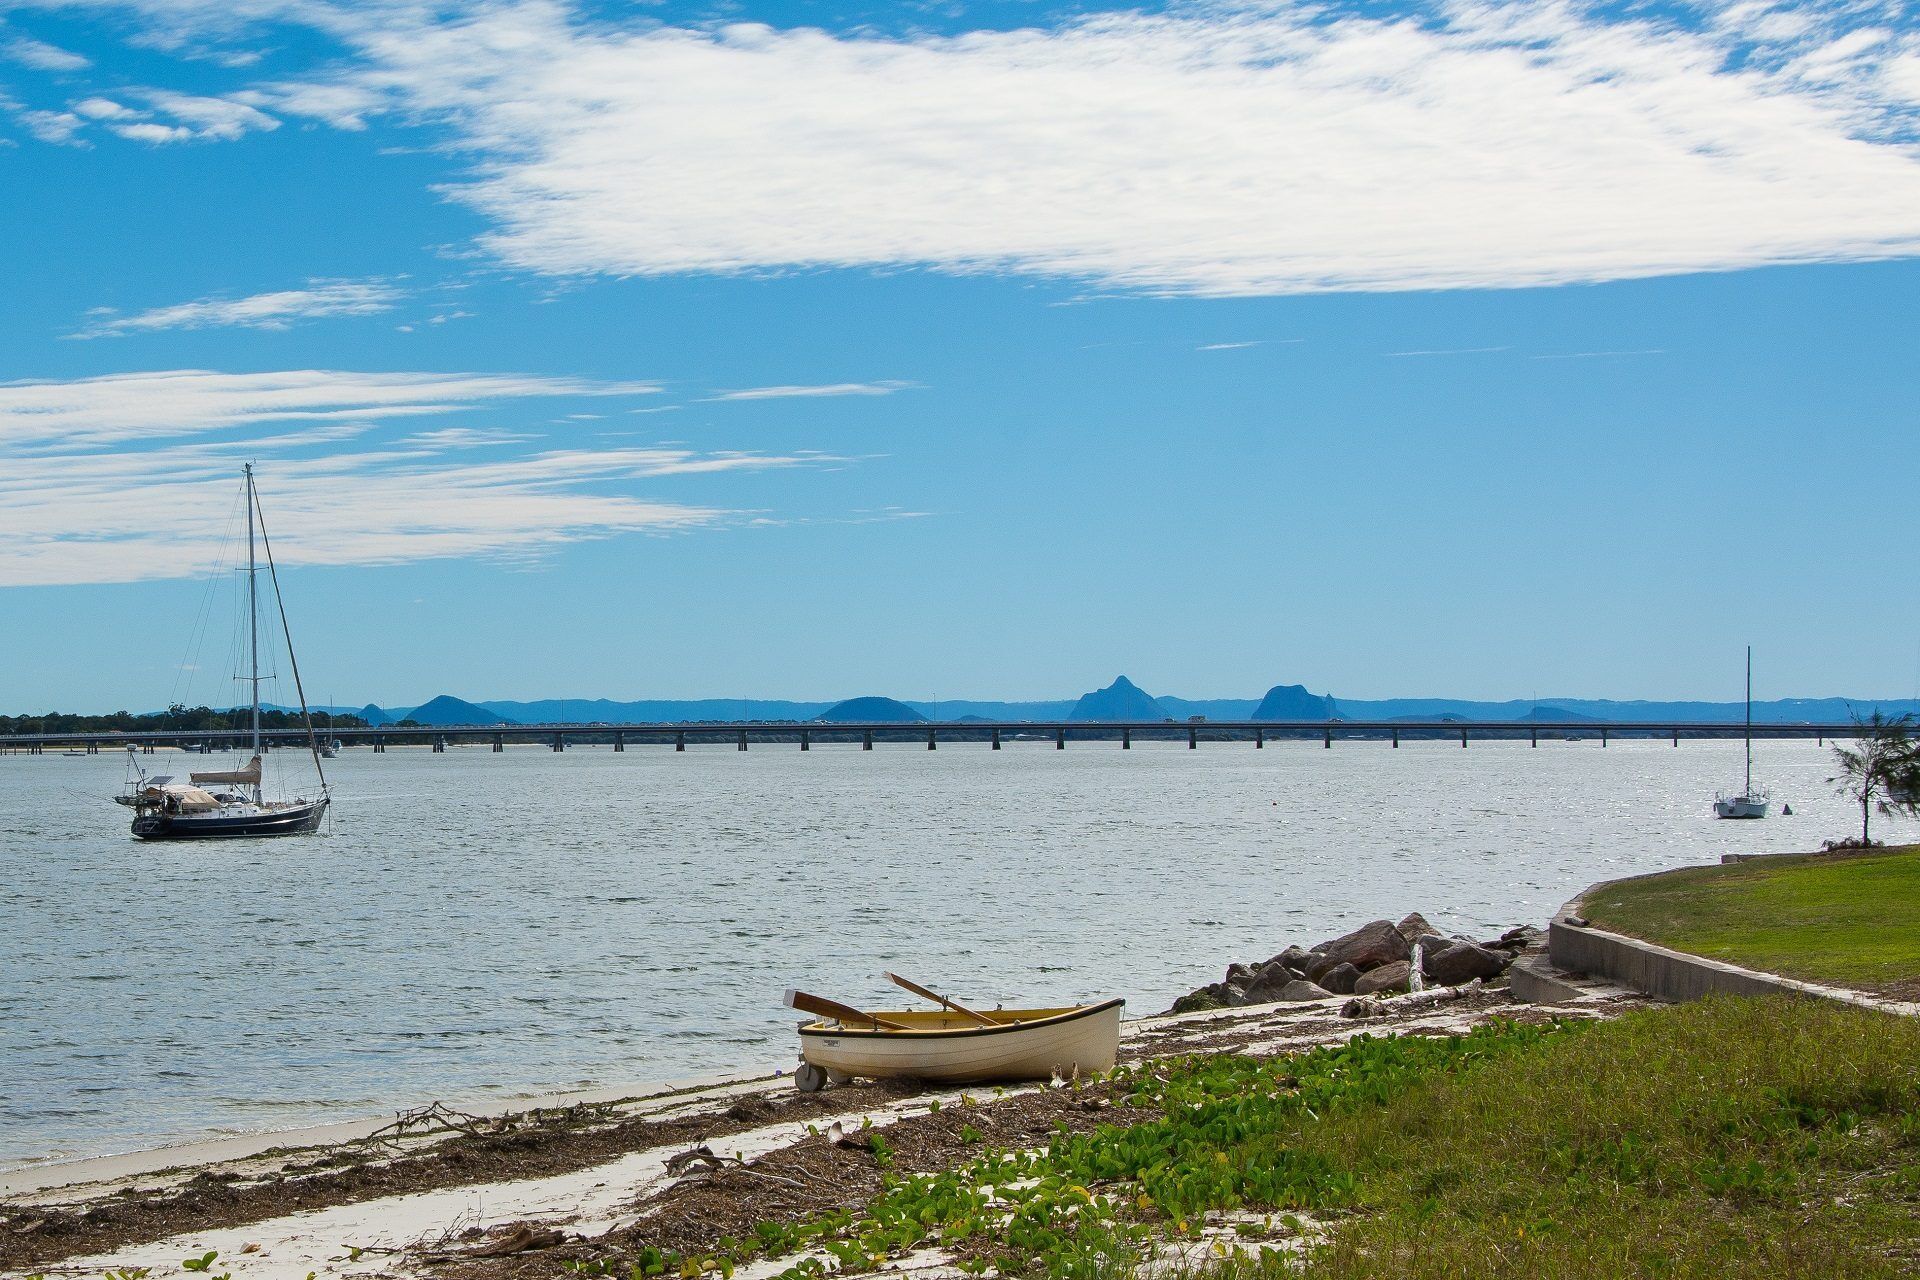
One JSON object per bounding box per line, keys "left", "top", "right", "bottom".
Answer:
{"left": 798, "top": 999, "right": 1123, "bottom": 1084}
{"left": 1714, "top": 796, "right": 1769, "bottom": 820}
{"left": 131, "top": 798, "right": 329, "bottom": 840}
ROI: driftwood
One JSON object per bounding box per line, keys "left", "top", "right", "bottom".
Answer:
{"left": 664, "top": 1144, "right": 807, "bottom": 1189}
{"left": 422, "top": 1223, "right": 566, "bottom": 1263}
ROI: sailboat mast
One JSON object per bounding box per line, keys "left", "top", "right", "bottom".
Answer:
{"left": 247, "top": 464, "right": 261, "bottom": 764}
{"left": 1744, "top": 645, "right": 1753, "bottom": 795}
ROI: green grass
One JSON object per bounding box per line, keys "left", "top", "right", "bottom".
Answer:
{"left": 589, "top": 998, "right": 1918, "bottom": 1280}
{"left": 1580, "top": 845, "right": 1920, "bottom": 990}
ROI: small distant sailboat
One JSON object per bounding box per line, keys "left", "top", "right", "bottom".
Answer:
{"left": 116, "top": 465, "right": 331, "bottom": 840}
{"left": 1714, "top": 646, "right": 1769, "bottom": 820}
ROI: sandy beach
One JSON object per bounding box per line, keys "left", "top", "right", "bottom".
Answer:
{"left": 1, "top": 972, "right": 1647, "bottom": 1280}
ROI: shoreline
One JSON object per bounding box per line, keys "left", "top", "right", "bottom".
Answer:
{"left": 0, "top": 1064, "right": 790, "bottom": 1197}
{"left": 0, "top": 973, "right": 1650, "bottom": 1280}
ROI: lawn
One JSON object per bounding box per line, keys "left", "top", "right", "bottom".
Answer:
{"left": 1579, "top": 845, "right": 1920, "bottom": 993}
{"left": 589, "top": 997, "right": 1920, "bottom": 1280}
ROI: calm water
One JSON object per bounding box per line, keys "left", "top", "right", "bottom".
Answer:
{"left": 1, "top": 738, "right": 1908, "bottom": 1170}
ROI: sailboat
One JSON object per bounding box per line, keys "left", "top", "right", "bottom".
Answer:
{"left": 116, "top": 465, "right": 331, "bottom": 840}
{"left": 1713, "top": 646, "right": 1769, "bottom": 820}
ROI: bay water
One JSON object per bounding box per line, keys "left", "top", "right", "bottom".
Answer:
{"left": 1, "top": 737, "right": 1906, "bottom": 1170}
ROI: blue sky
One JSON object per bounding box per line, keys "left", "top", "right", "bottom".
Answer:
{"left": 3, "top": 0, "right": 1918, "bottom": 711}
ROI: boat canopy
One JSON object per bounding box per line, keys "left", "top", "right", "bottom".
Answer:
{"left": 191, "top": 754, "right": 261, "bottom": 786}
{"left": 144, "top": 783, "right": 223, "bottom": 811}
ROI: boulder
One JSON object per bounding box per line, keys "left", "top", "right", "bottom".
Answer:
{"left": 1425, "top": 941, "right": 1511, "bottom": 986}
{"left": 1317, "top": 962, "right": 1363, "bottom": 995}
{"left": 1239, "top": 960, "right": 1305, "bottom": 1004}
{"left": 1275, "top": 979, "right": 1334, "bottom": 1002}
{"left": 1498, "top": 925, "right": 1547, "bottom": 951}
{"left": 1353, "top": 960, "right": 1413, "bottom": 996}
{"left": 1307, "top": 920, "right": 1410, "bottom": 981}
{"left": 1395, "top": 913, "right": 1437, "bottom": 945}
{"left": 1265, "top": 945, "right": 1316, "bottom": 973}
{"left": 1225, "top": 962, "right": 1256, "bottom": 985}
{"left": 1168, "top": 983, "right": 1232, "bottom": 1014}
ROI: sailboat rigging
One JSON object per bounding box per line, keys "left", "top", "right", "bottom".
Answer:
{"left": 1713, "top": 646, "right": 1769, "bottom": 820}
{"left": 116, "top": 465, "right": 331, "bottom": 839}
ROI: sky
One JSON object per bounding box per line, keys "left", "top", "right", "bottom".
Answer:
{"left": 2, "top": 0, "right": 1919, "bottom": 712}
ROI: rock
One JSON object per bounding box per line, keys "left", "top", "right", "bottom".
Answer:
{"left": 1266, "top": 945, "right": 1316, "bottom": 973}
{"left": 1409, "top": 933, "right": 1450, "bottom": 962}
{"left": 1169, "top": 983, "right": 1231, "bottom": 1014}
{"left": 1238, "top": 960, "right": 1302, "bottom": 1004}
{"left": 1424, "top": 940, "right": 1511, "bottom": 986}
{"left": 1276, "top": 979, "right": 1333, "bottom": 1002}
{"left": 1498, "top": 925, "right": 1547, "bottom": 950}
{"left": 1226, "top": 962, "right": 1256, "bottom": 984}
{"left": 1318, "top": 962, "right": 1362, "bottom": 995}
{"left": 1352, "top": 960, "right": 1413, "bottom": 996}
{"left": 1307, "top": 920, "right": 1410, "bottom": 981}
{"left": 1394, "top": 913, "right": 1436, "bottom": 945}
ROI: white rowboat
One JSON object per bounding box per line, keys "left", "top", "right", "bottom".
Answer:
{"left": 795, "top": 999, "right": 1123, "bottom": 1089}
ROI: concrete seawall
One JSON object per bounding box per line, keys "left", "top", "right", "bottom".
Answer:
{"left": 1548, "top": 883, "right": 1917, "bottom": 1016}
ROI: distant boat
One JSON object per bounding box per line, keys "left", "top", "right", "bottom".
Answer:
{"left": 1714, "top": 646, "right": 1770, "bottom": 820}
{"left": 319, "top": 738, "right": 342, "bottom": 758}
{"left": 116, "top": 466, "right": 331, "bottom": 840}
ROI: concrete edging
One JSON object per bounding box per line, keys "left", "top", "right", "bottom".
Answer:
{"left": 1548, "top": 878, "right": 1917, "bottom": 1016}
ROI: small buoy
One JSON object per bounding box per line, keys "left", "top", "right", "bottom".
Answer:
{"left": 1782, "top": 803, "right": 1793, "bottom": 815}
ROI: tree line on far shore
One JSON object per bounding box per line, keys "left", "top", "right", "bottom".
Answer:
{"left": 0, "top": 704, "right": 373, "bottom": 735}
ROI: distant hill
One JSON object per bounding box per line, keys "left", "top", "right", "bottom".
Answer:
{"left": 481, "top": 698, "right": 831, "bottom": 723}
{"left": 1069, "top": 676, "right": 1170, "bottom": 722}
{"left": 357, "top": 703, "right": 394, "bottom": 726}
{"left": 405, "top": 695, "right": 518, "bottom": 726}
{"left": 816, "top": 696, "right": 926, "bottom": 723}
{"left": 1522, "top": 705, "right": 1601, "bottom": 722}
{"left": 1250, "top": 684, "right": 1338, "bottom": 721}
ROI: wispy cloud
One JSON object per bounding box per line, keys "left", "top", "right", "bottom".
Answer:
{"left": 1196, "top": 341, "right": 1261, "bottom": 351}
{"left": 73, "top": 280, "right": 407, "bottom": 337}
{"left": 188, "top": 0, "right": 1920, "bottom": 296}
{"left": 0, "top": 369, "right": 662, "bottom": 450}
{"left": 702, "top": 381, "right": 917, "bottom": 402}
{"left": 0, "top": 369, "right": 841, "bottom": 586}
{"left": 2, "top": 32, "right": 90, "bottom": 71}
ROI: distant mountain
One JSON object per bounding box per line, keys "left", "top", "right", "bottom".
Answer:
{"left": 481, "top": 698, "right": 831, "bottom": 723}
{"left": 1069, "top": 676, "right": 1170, "bottom": 722}
{"left": 357, "top": 703, "right": 394, "bottom": 726}
{"left": 405, "top": 695, "right": 519, "bottom": 726}
{"left": 1522, "top": 705, "right": 1601, "bottom": 722}
{"left": 816, "top": 696, "right": 926, "bottom": 723}
{"left": 1250, "top": 684, "right": 1338, "bottom": 721}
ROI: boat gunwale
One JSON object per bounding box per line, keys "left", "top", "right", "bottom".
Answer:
{"left": 796, "top": 997, "right": 1124, "bottom": 1041}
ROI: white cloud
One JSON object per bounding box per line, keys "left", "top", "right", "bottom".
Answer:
{"left": 75, "top": 280, "right": 407, "bottom": 336}
{"left": 213, "top": 0, "right": 1920, "bottom": 296}
{"left": 3, "top": 33, "right": 91, "bottom": 71}
{"left": 72, "top": 96, "right": 138, "bottom": 119}
{"left": 703, "top": 381, "right": 916, "bottom": 401}
{"left": 0, "top": 370, "right": 836, "bottom": 586}
{"left": 1196, "top": 341, "right": 1261, "bottom": 351}
{"left": 0, "top": 369, "right": 661, "bottom": 449}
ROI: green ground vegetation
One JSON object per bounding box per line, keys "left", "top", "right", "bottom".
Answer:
{"left": 1581, "top": 846, "right": 1920, "bottom": 990}
{"left": 569, "top": 996, "right": 1917, "bottom": 1280}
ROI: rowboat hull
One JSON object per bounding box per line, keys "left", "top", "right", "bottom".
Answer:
{"left": 797, "top": 999, "right": 1123, "bottom": 1085}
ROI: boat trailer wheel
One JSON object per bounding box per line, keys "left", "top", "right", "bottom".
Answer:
{"left": 794, "top": 1061, "right": 828, "bottom": 1093}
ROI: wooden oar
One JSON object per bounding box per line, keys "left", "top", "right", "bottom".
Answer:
{"left": 884, "top": 972, "right": 994, "bottom": 1026}
{"left": 784, "top": 989, "right": 909, "bottom": 1031}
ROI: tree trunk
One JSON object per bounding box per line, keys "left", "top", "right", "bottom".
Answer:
{"left": 1862, "top": 791, "right": 1871, "bottom": 845}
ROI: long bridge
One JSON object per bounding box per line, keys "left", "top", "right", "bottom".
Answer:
{"left": 0, "top": 719, "right": 1866, "bottom": 754}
